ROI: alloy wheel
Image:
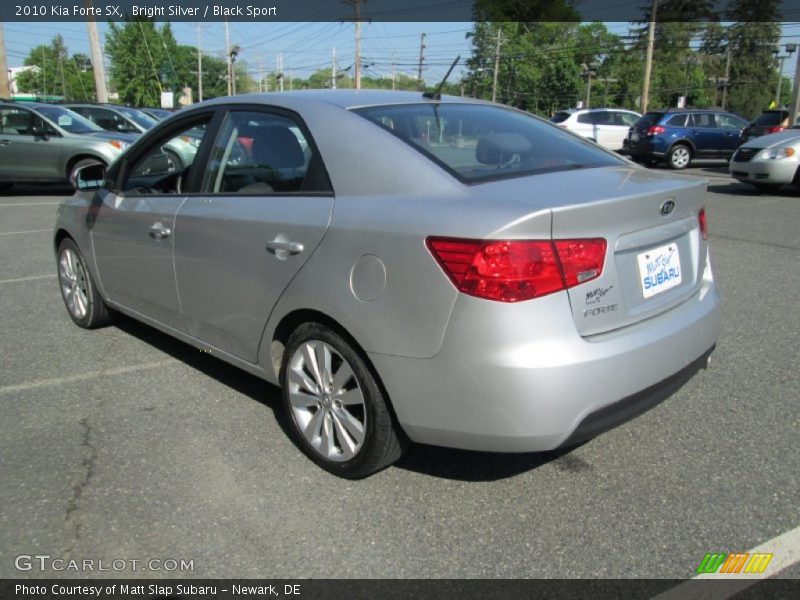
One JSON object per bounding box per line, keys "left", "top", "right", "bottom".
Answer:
{"left": 58, "top": 248, "right": 89, "bottom": 319}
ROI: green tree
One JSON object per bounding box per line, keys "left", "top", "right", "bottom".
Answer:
{"left": 15, "top": 35, "right": 95, "bottom": 100}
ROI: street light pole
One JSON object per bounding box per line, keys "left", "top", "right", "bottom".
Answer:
{"left": 774, "top": 44, "right": 796, "bottom": 106}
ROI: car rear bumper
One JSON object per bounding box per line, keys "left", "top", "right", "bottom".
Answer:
{"left": 730, "top": 160, "right": 798, "bottom": 184}
{"left": 370, "top": 257, "right": 721, "bottom": 453}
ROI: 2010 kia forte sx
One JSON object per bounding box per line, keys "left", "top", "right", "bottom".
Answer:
{"left": 55, "top": 91, "right": 720, "bottom": 478}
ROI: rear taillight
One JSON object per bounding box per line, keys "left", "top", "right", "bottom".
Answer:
{"left": 647, "top": 125, "right": 665, "bottom": 136}
{"left": 698, "top": 207, "right": 708, "bottom": 240}
{"left": 426, "top": 237, "right": 606, "bottom": 303}
{"left": 766, "top": 125, "right": 785, "bottom": 134}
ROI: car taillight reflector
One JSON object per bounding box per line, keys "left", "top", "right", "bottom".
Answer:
{"left": 426, "top": 237, "right": 606, "bottom": 303}
{"left": 647, "top": 125, "right": 665, "bottom": 135}
{"left": 698, "top": 207, "right": 708, "bottom": 240}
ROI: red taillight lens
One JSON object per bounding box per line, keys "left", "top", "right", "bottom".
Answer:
{"left": 647, "top": 125, "right": 665, "bottom": 136}
{"left": 426, "top": 237, "right": 606, "bottom": 303}
{"left": 766, "top": 126, "right": 785, "bottom": 134}
{"left": 553, "top": 239, "right": 607, "bottom": 287}
{"left": 698, "top": 207, "right": 708, "bottom": 240}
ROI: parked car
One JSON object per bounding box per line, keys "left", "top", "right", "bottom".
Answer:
{"left": 63, "top": 103, "right": 199, "bottom": 171}
{"left": 0, "top": 101, "right": 135, "bottom": 191}
{"left": 738, "top": 108, "right": 797, "bottom": 145}
{"left": 550, "top": 108, "right": 641, "bottom": 151}
{"left": 730, "top": 128, "right": 800, "bottom": 192}
{"left": 56, "top": 91, "right": 720, "bottom": 478}
{"left": 626, "top": 108, "right": 748, "bottom": 169}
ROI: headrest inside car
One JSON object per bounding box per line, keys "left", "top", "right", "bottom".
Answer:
{"left": 475, "top": 132, "right": 532, "bottom": 165}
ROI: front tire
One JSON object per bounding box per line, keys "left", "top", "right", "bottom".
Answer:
{"left": 280, "top": 322, "right": 407, "bottom": 478}
{"left": 667, "top": 144, "right": 692, "bottom": 170}
{"left": 57, "top": 238, "right": 113, "bottom": 329}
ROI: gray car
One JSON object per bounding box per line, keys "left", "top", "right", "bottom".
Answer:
{"left": 730, "top": 128, "right": 800, "bottom": 192}
{"left": 0, "top": 102, "right": 135, "bottom": 191}
{"left": 54, "top": 91, "right": 721, "bottom": 478}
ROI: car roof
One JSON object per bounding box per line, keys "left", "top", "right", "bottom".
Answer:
{"left": 196, "top": 90, "right": 481, "bottom": 111}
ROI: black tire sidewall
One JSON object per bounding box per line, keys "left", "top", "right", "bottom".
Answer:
{"left": 280, "top": 322, "right": 395, "bottom": 478}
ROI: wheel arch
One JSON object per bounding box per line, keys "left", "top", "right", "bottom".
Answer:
{"left": 667, "top": 138, "right": 695, "bottom": 155}
{"left": 54, "top": 228, "right": 74, "bottom": 254}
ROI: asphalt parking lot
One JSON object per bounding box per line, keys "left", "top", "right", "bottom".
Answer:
{"left": 0, "top": 163, "right": 798, "bottom": 580}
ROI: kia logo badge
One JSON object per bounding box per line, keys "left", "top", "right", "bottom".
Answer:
{"left": 660, "top": 200, "right": 675, "bottom": 216}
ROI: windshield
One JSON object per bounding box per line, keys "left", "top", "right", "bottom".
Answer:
{"left": 145, "top": 108, "right": 172, "bottom": 120}
{"left": 115, "top": 106, "right": 158, "bottom": 130}
{"left": 355, "top": 103, "right": 621, "bottom": 183}
{"left": 36, "top": 106, "right": 102, "bottom": 134}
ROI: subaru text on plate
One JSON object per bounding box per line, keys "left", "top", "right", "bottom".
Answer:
{"left": 55, "top": 91, "right": 721, "bottom": 478}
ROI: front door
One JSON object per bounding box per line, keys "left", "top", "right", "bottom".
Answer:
{"left": 688, "top": 112, "right": 723, "bottom": 157}
{"left": 91, "top": 114, "right": 213, "bottom": 325}
{"left": 173, "top": 108, "right": 334, "bottom": 362}
{"left": 0, "top": 106, "right": 65, "bottom": 181}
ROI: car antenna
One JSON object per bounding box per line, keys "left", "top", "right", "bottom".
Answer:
{"left": 423, "top": 55, "right": 460, "bottom": 101}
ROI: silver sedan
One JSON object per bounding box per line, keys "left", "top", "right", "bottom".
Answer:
{"left": 730, "top": 128, "right": 800, "bottom": 192}
{"left": 55, "top": 91, "right": 720, "bottom": 478}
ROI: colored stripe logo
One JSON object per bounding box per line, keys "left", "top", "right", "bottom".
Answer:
{"left": 696, "top": 552, "right": 773, "bottom": 574}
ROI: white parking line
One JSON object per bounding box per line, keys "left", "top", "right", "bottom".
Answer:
{"left": 0, "top": 274, "right": 56, "bottom": 284}
{"left": 652, "top": 524, "right": 800, "bottom": 599}
{"left": 0, "top": 229, "right": 51, "bottom": 236}
{"left": 0, "top": 202, "right": 60, "bottom": 206}
{"left": 0, "top": 359, "right": 177, "bottom": 396}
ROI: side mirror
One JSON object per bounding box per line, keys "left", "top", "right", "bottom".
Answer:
{"left": 72, "top": 163, "right": 106, "bottom": 191}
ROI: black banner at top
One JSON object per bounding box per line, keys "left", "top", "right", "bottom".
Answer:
{"left": 1, "top": 0, "right": 798, "bottom": 22}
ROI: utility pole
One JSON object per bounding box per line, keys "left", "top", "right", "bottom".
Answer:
{"left": 194, "top": 24, "right": 204, "bottom": 102}
{"left": 277, "top": 53, "right": 284, "bottom": 92}
{"left": 721, "top": 43, "right": 731, "bottom": 110}
{"left": 84, "top": 0, "right": 109, "bottom": 102}
{"left": 353, "top": 0, "right": 362, "bottom": 89}
{"left": 492, "top": 28, "right": 503, "bottom": 103}
{"left": 640, "top": 0, "right": 657, "bottom": 113}
{"left": 773, "top": 44, "right": 796, "bottom": 106}
{"left": 417, "top": 33, "right": 426, "bottom": 90}
{"left": 0, "top": 23, "right": 10, "bottom": 98}
{"left": 789, "top": 49, "right": 800, "bottom": 128}
{"left": 332, "top": 46, "right": 337, "bottom": 89}
{"left": 391, "top": 52, "right": 396, "bottom": 91}
{"left": 224, "top": 19, "right": 232, "bottom": 96}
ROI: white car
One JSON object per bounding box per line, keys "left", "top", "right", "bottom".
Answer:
{"left": 551, "top": 108, "right": 642, "bottom": 151}
{"left": 730, "top": 128, "right": 800, "bottom": 192}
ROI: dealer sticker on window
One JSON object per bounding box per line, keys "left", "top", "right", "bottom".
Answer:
{"left": 637, "top": 242, "right": 682, "bottom": 299}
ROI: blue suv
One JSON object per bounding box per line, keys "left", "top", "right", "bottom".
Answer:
{"left": 625, "top": 109, "right": 749, "bottom": 169}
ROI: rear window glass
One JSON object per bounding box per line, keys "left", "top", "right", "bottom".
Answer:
{"left": 355, "top": 103, "right": 622, "bottom": 184}
{"left": 753, "top": 111, "right": 787, "bottom": 126}
{"left": 634, "top": 112, "right": 664, "bottom": 128}
{"left": 550, "top": 111, "right": 571, "bottom": 123}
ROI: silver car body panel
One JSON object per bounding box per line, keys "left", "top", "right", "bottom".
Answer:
{"left": 730, "top": 129, "right": 800, "bottom": 185}
{"left": 56, "top": 91, "right": 721, "bottom": 453}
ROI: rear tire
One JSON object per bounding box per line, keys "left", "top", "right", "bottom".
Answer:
{"left": 56, "top": 238, "right": 113, "bottom": 329}
{"left": 280, "top": 322, "right": 407, "bottom": 478}
{"left": 667, "top": 144, "right": 692, "bottom": 170}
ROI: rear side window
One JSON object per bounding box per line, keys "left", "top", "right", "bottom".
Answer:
{"left": 201, "top": 111, "right": 331, "bottom": 194}
{"left": 355, "top": 103, "right": 622, "bottom": 184}
{"left": 752, "top": 111, "right": 787, "bottom": 126}
{"left": 550, "top": 111, "right": 571, "bottom": 123}
{"left": 0, "top": 107, "right": 35, "bottom": 134}
{"left": 690, "top": 113, "right": 717, "bottom": 128}
{"left": 577, "top": 113, "right": 595, "bottom": 124}
{"left": 665, "top": 114, "right": 688, "bottom": 127}
{"left": 634, "top": 112, "right": 664, "bottom": 128}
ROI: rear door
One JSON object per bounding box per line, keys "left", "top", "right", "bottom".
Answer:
{"left": 687, "top": 112, "right": 723, "bottom": 156}
{"left": 172, "top": 107, "right": 334, "bottom": 362}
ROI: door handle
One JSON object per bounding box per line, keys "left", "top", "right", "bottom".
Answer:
{"left": 149, "top": 222, "right": 172, "bottom": 239}
{"left": 266, "top": 238, "right": 304, "bottom": 257}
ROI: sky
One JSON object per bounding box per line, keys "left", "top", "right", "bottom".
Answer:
{"left": 5, "top": 21, "right": 800, "bottom": 86}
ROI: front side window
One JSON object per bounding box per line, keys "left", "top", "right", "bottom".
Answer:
{"left": 36, "top": 106, "right": 101, "bottom": 134}
{"left": 0, "top": 107, "right": 35, "bottom": 134}
{"left": 80, "top": 107, "right": 135, "bottom": 133}
{"left": 355, "top": 103, "right": 622, "bottom": 183}
{"left": 201, "top": 111, "right": 330, "bottom": 194}
{"left": 717, "top": 113, "right": 747, "bottom": 130}
{"left": 122, "top": 118, "right": 211, "bottom": 195}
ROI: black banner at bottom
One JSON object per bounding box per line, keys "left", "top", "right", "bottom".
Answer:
{"left": 1, "top": 579, "right": 799, "bottom": 600}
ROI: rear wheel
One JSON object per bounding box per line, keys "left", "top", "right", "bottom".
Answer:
{"left": 280, "top": 322, "right": 407, "bottom": 478}
{"left": 667, "top": 144, "right": 692, "bottom": 170}
{"left": 57, "top": 238, "right": 113, "bottom": 329}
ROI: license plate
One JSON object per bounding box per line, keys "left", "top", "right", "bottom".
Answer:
{"left": 631, "top": 132, "right": 639, "bottom": 142}
{"left": 637, "top": 243, "right": 682, "bottom": 299}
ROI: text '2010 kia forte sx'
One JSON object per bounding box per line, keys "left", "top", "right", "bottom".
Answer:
{"left": 55, "top": 91, "right": 720, "bottom": 478}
